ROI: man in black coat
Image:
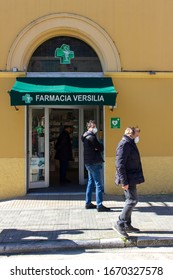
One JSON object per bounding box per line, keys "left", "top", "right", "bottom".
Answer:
{"left": 113, "top": 127, "right": 145, "bottom": 237}
{"left": 81, "top": 120, "right": 110, "bottom": 212}
{"left": 55, "top": 126, "right": 73, "bottom": 183}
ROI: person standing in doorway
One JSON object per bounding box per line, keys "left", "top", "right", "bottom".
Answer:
{"left": 113, "top": 127, "right": 145, "bottom": 238}
{"left": 54, "top": 126, "right": 73, "bottom": 183}
{"left": 81, "top": 120, "right": 110, "bottom": 212}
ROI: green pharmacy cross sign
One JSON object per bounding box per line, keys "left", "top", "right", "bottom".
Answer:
{"left": 22, "top": 94, "right": 33, "bottom": 104}
{"left": 55, "top": 44, "right": 74, "bottom": 64}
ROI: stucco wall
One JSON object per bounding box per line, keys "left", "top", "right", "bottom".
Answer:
{"left": 105, "top": 157, "right": 173, "bottom": 195}
{"left": 1, "top": 1, "right": 173, "bottom": 198}
{"left": 104, "top": 77, "right": 173, "bottom": 194}
{"left": 0, "top": 77, "right": 25, "bottom": 158}
{"left": 105, "top": 77, "right": 173, "bottom": 157}
{"left": 0, "top": 76, "right": 26, "bottom": 199}
{"left": 0, "top": 159, "right": 25, "bottom": 199}
{"left": 1, "top": 0, "right": 173, "bottom": 71}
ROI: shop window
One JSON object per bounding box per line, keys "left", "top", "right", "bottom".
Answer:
{"left": 28, "top": 36, "right": 102, "bottom": 72}
{"left": 30, "top": 109, "right": 45, "bottom": 183}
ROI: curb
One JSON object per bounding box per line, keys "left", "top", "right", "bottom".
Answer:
{"left": 137, "top": 236, "right": 173, "bottom": 247}
{"left": 1, "top": 237, "right": 173, "bottom": 254}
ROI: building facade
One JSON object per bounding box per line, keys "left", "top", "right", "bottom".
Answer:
{"left": 1, "top": 0, "right": 173, "bottom": 199}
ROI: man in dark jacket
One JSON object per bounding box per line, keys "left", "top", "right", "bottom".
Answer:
{"left": 55, "top": 126, "right": 73, "bottom": 183}
{"left": 81, "top": 120, "right": 110, "bottom": 212}
{"left": 113, "top": 127, "right": 145, "bottom": 237}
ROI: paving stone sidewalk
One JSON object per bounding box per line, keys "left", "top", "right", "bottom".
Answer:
{"left": 0, "top": 193, "right": 173, "bottom": 254}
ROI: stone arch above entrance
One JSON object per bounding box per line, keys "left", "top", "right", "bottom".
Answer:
{"left": 7, "top": 13, "right": 121, "bottom": 72}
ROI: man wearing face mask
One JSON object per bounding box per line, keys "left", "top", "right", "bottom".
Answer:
{"left": 113, "top": 126, "right": 145, "bottom": 238}
{"left": 81, "top": 120, "right": 110, "bottom": 212}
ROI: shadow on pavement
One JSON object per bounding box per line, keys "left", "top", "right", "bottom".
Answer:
{"left": 135, "top": 206, "right": 173, "bottom": 216}
{"left": 0, "top": 228, "right": 84, "bottom": 243}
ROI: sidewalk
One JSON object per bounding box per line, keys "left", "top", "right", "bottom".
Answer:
{"left": 0, "top": 193, "right": 173, "bottom": 254}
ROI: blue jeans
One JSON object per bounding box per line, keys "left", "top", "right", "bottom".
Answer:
{"left": 117, "top": 185, "right": 138, "bottom": 228}
{"left": 85, "top": 163, "right": 103, "bottom": 207}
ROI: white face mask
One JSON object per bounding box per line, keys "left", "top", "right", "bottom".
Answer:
{"left": 92, "top": 127, "right": 98, "bottom": 134}
{"left": 134, "top": 136, "right": 139, "bottom": 144}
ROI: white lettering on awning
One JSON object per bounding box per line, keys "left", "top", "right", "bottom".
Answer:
{"left": 35, "top": 94, "right": 104, "bottom": 103}
{"left": 73, "top": 95, "right": 104, "bottom": 102}
{"left": 35, "top": 95, "right": 72, "bottom": 102}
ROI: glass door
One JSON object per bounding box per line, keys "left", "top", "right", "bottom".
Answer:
{"left": 29, "top": 107, "right": 49, "bottom": 188}
{"left": 28, "top": 106, "right": 103, "bottom": 189}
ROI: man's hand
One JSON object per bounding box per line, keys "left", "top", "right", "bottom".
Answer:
{"left": 122, "top": 185, "right": 129, "bottom": 190}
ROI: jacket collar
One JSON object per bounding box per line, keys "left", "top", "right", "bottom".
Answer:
{"left": 122, "top": 134, "right": 134, "bottom": 143}
{"left": 81, "top": 130, "right": 95, "bottom": 142}
{"left": 122, "top": 134, "right": 139, "bottom": 151}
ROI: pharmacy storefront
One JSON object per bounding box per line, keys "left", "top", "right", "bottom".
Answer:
{"left": 2, "top": 8, "right": 173, "bottom": 199}
{"left": 10, "top": 77, "right": 116, "bottom": 192}
{"left": 9, "top": 34, "right": 117, "bottom": 193}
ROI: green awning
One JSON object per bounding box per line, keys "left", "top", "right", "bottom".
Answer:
{"left": 10, "top": 77, "right": 117, "bottom": 106}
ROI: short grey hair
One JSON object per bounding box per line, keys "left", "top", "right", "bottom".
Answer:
{"left": 125, "top": 126, "right": 140, "bottom": 136}
{"left": 86, "top": 120, "right": 96, "bottom": 129}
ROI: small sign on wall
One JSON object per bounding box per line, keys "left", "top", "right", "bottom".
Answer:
{"left": 110, "top": 118, "right": 120, "bottom": 129}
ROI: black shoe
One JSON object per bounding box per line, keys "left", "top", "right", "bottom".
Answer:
{"left": 125, "top": 225, "right": 140, "bottom": 233}
{"left": 85, "top": 203, "right": 97, "bottom": 209}
{"left": 97, "top": 205, "right": 110, "bottom": 212}
{"left": 112, "top": 224, "right": 129, "bottom": 238}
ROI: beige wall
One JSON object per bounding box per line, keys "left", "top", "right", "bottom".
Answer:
{"left": 1, "top": 0, "right": 173, "bottom": 71}
{"left": 105, "top": 157, "right": 173, "bottom": 195}
{"left": 1, "top": 1, "right": 173, "bottom": 198}
{"left": 0, "top": 77, "right": 25, "bottom": 158}
{"left": 0, "top": 76, "right": 26, "bottom": 199}
{"left": 0, "top": 159, "right": 25, "bottom": 199}
{"left": 104, "top": 77, "right": 173, "bottom": 194}
{"left": 106, "top": 77, "right": 173, "bottom": 157}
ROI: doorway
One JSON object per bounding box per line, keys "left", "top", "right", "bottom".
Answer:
{"left": 49, "top": 108, "right": 79, "bottom": 188}
{"left": 28, "top": 106, "right": 103, "bottom": 193}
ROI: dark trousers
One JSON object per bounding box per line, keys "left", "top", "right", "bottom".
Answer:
{"left": 59, "top": 160, "right": 68, "bottom": 182}
{"left": 117, "top": 185, "right": 138, "bottom": 228}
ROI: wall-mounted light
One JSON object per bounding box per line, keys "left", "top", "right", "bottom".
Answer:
{"left": 14, "top": 106, "right": 19, "bottom": 111}
{"left": 109, "top": 105, "right": 117, "bottom": 112}
{"left": 109, "top": 91, "right": 119, "bottom": 111}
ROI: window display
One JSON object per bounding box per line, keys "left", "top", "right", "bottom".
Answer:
{"left": 30, "top": 109, "right": 45, "bottom": 182}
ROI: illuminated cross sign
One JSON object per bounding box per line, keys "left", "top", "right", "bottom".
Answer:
{"left": 55, "top": 44, "right": 74, "bottom": 64}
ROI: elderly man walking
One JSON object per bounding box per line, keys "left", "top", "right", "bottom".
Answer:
{"left": 113, "top": 127, "right": 145, "bottom": 238}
